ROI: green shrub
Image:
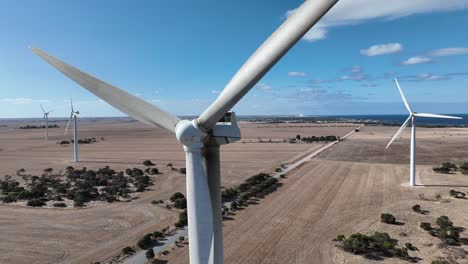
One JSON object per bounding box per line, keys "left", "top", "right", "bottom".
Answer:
{"left": 381, "top": 213, "right": 396, "bottom": 224}
{"left": 122, "top": 246, "right": 135, "bottom": 255}
{"left": 420, "top": 222, "right": 432, "bottom": 231}
{"left": 170, "top": 192, "right": 185, "bottom": 202}
{"left": 137, "top": 234, "right": 153, "bottom": 249}
{"left": 143, "top": 160, "right": 155, "bottom": 167}
{"left": 436, "top": 216, "right": 453, "bottom": 229}
{"left": 27, "top": 199, "right": 46, "bottom": 207}
{"left": 404, "top": 243, "right": 418, "bottom": 251}
{"left": 412, "top": 204, "right": 421, "bottom": 213}
{"left": 53, "top": 202, "right": 66, "bottom": 208}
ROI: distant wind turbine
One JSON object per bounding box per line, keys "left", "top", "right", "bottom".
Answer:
{"left": 40, "top": 104, "right": 52, "bottom": 142}
{"left": 65, "top": 99, "right": 80, "bottom": 162}
{"left": 386, "top": 78, "right": 462, "bottom": 186}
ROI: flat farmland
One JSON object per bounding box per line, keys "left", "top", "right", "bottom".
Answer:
{"left": 0, "top": 119, "right": 355, "bottom": 264}
{"left": 164, "top": 125, "right": 468, "bottom": 264}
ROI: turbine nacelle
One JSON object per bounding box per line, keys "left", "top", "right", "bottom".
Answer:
{"left": 176, "top": 112, "right": 241, "bottom": 148}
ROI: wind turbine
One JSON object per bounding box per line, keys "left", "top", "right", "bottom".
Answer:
{"left": 386, "top": 78, "right": 462, "bottom": 186}
{"left": 40, "top": 104, "right": 52, "bottom": 142}
{"left": 30, "top": 0, "right": 338, "bottom": 263}
{"left": 65, "top": 99, "right": 80, "bottom": 162}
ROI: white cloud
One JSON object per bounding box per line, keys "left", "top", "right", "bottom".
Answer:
{"left": 256, "top": 83, "right": 272, "bottom": 91}
{"left": 286, "top": 0, "right": 468, "bottom": 41}
{"left": 0, "top": 98, "right": 49, "bottom": 105}
{"left": 428, "top": 47, "right": 468, "bottom": 56}
{"left": 360, "top": 43, "right": 403, "bottom": 56}
{"left": 151, "top": 99, "right": 161, "bottom": 102}
{"left": 287, "top": 71, "right": 307, "bottom": 77}
{"left": 211, "top": 90, "right": 220, "bottom": 94}
{"left": 402, "top": 56, "right": 432, "bottom": 65}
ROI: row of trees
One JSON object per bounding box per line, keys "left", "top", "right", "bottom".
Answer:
{"left": 221, "top": 173, "right": 280, "bottom": 206}
{"left": 19, "top": 124, "right": 60, "bottom": 129}
{"left": 433, "top": 162, "right": 468, "bottom": 174}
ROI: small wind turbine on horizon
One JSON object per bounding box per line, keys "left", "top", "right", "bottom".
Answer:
{"left": 40, "top": 104, "right": 52, "bottom": 142}
{"left": 65, "top": 98, "right": 80, "bottom": 162}
{"left": 30, "top": 0, "right": 338, "bottom": 263}
{"left": 386, "top": 78, "right": 462, "bottom": 186}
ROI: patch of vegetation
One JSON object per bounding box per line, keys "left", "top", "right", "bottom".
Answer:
{"left": 298, "top": 135, "right": 338, "bottom": 143}
{"left": 145, "top": 248, "right": 155, "bottom": 261}
{"left": 122, "top": 246, "right": 135, "bottom": 255}
{"left": 58, "top": 138, "right": 98, "bottom": 145}
{"left": 170, "top": 192, "right": 187, "bottom": 209}
{"left": 431, "top": 258, "right": 450, "bottom": 264}
{"left": 421, "top": 216, "right": 464, "bottom": 246}
{"left": 433, "top": 162, "right": 458, "bottom": 174}
{"left": 460, "top": 163, "right": 468, "bottom": 175}
{"left": 143, "top": 160, "right": 155, "bottom": 167}
{"left": 175, "top": 210, "right": 188, "bottom": 228}
{"left": 449, "top": 190, "right": 466, "bottom": 199}
{"left": 19, "top": 124, "right": 60, "bottom": 129}
{"left": 381, "top": 213, "right": 397, "bottom": 225}
{"left": 0, "top": 165, "right": 154, "bottom": 207}
{"left": 137, "top": 233, "right": 154, "bottom": 249}
{"left": 412, "top": 204, "right": 429, "bottom": 214}
{"left": 334, "top": 232, "right": 415, "bottom": 262}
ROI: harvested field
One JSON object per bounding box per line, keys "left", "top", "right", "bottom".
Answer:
{"left": 163, "top": 125, "right": 468, "bottom": 264}
{"left": 0, "top": 119, "right": 354, "bottom": 264}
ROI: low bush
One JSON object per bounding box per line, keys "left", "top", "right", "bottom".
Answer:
{"left": 53, "top": 202, "right": 67, "bottom": 208}
{"left": 143, "top": 160, "right": 155, "bottom": 167}
{"left": 449, "top": 189, "right": 466, "bottom": 199}
{"left": 27, "top": 199, "right": 46, "bottom": 207}
{"left": 381, "top": 213, "right": 397, "bottom": 224}
{"left": 122, "top": 246, "right": 135, "bottom": 255}
{"left": 420, "top": 222, "right": 432, "bottom": 231}
{"left": 336, "top": 232, "right": 413, "bottom": 261}
{"left": 405, "top": 243, "right": 418, "bottom": 251}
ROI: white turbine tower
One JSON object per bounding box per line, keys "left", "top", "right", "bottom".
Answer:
{"left": 30, "top": 0, "right": 338, "bottom": 263}
{"left": 65, "top": 99, "right": 80, "bottom": 162}
{"left": 386, "top": 78, "right": 462, "bottom": 186}
{"left": 40, "top": 104, "right": 52, "bottom": 142}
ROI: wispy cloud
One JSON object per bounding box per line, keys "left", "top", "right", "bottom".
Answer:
{"left": 401, "top": 47, "right": 468, "bottom": 65}
{"left": 428, "top": 47, "right": 468, "bottom": 57}
{"left": 360, "top": 43, "right": 403, "bottom": 56}
{"left": 211, "top": 90, "right": 220, "bottom": 94}
{"left": 256, "top": 83, "right": 272, "bottom": 91}
{"left": 309, "top": 66, "right": 371, "bottom": 85}
{"left": 287, "top": 71, "right": 307, "bottom": 77}
{"left": 0, "top": 98, "right": 49, "bottom": 105}
{"left": 401, "top": 72, "right": 468, "bottom": 82}
{"left": 286, "top": 0, "right": 468, "bottom": 41}
{"left": 402, "top": 56, "right": 432, "bottom": 65}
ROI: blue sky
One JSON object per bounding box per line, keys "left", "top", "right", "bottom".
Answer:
{"left": 1, "top": 0, "right": 468, "bottom": 118}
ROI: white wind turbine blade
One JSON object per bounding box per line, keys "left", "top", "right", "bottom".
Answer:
{"left": 386, "top": 115, "right": 412, "bottom": 149}
{"left": 70, "top": 98, "right": 74, "bottom": 113}
{"left": 394, "top": 78, "right": 412, "bottom": 114}
{"left": 40, "top": 104, "right": 46, "bottom": 113}
{"left": 197, "top": 0, "right": 338, "bottom": 131}
{"left": 31, "top": 48, "right": 180, "bottom": 133}
{"left": 413, "top": 113, "right": 462, "bottom": 119}
{"left": 65, "top": 114, "right": 73, "bottom": 135}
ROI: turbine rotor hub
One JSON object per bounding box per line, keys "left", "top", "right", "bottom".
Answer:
{"left": 176, "top": 120, "right": 206, "bottom": 149}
